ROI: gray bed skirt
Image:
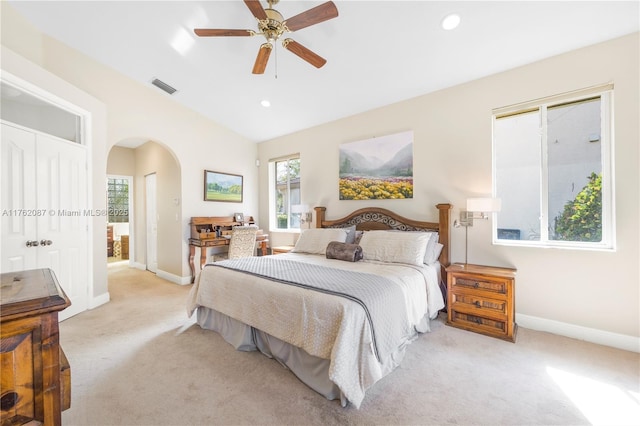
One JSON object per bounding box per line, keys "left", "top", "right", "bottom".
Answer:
{"left": 196, "top": 307, "right": 348, "bottom": 406}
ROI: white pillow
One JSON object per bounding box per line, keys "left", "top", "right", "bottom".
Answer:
{"left": 423, "top": 232, "right": 439, "bottom": 264}
{"left": 359, "top": 230, "right": 431, "bottom": 266}
{"left": 424, "top": 242, "right": 444, "bottom": 265}
{"left": 292, "top": 228, "right": 348, "bottom": 254}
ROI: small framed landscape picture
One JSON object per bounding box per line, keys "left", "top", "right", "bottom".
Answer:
{"left": 204, "top": 170, "right": 243, "bottom": 203}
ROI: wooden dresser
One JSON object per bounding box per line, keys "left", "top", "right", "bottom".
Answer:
{"left": 0, "top": 268, "right": 71, "bottom": 425}
{"left": 446, "top": 263, "right": 517, "bottom": 342}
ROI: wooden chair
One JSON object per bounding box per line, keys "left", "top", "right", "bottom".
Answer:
{"left": 227, "top": 225, "right": 259, "bottom": 259}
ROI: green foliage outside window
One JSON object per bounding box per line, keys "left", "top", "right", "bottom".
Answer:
{"left": 553, "top": 172, "right": 602, "bottom": 242}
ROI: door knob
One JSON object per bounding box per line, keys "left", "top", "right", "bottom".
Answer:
{"left": 26, "top": 240, "right": 40, "bottom": 247}
{"left": 40, "top": 240, "right": 53, "bottom": 246}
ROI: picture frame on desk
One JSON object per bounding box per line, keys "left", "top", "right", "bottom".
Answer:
{"left": 204, "top": 170, "right": 243, "bottom": 203}
{"left": 234, "top": 213, "right": 244, "bottom": 223}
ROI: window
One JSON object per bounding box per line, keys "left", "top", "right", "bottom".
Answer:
{"left": 271, "top": 155, "right": 301, "bottom": 230}
{"left": 492, "top": 85, "right": 614, "bottom": 249}
{"left": 107, "top": 178, "right": 129, "bottom": 223}
{"left": 1, "top": 80, "right": 83, "bottom": 144}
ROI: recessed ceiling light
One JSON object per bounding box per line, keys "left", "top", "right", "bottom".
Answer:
{"left": 170, "top": 28, "right": 195, "bottom": 56}
{"left": 261, "top": 99, "right": 271, "bottom": 108}
{"left": 441, "top": 13, "right": 461, "bottom": 30}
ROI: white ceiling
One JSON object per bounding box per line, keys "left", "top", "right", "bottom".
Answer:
{"left": 7, "top": 1, "right": 639, "bottom": 144}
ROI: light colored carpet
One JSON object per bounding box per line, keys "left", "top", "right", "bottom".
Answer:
{"left": 59, "top": 263, "right": 639, "bottom": 425}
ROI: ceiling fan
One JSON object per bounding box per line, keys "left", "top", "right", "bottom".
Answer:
{"left": 194, "top": 0, "right": 338, "bottom": 74}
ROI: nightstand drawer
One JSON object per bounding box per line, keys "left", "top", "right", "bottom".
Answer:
{"left": 451, "top": 276, "right": 509, "bottom": 296}
{"left": 449, "top": 310, "right": 509, "bottom": 338}
{"left": 446, "top": 264, "right": 517, "bottom": 342}
{"left": 450, "top": 292, "right": 508, "bottom": 317}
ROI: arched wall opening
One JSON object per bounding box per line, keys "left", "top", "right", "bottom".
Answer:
{"left": 107, "top": 138, "right": 183, "bottom": 282}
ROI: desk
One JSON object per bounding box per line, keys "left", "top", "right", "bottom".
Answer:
{"left": 188, "top": 235, "right": 269, "bottom": 283}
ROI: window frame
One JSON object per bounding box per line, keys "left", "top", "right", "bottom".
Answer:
{"left": 269, "top": 154, "right": 301, "bottom": 232}
{"left": 491, "top": 85, "right": 615, "bottom": 251}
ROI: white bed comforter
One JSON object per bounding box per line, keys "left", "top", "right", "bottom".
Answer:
{"left": 187, "top": 253, "right": 444, "bottom": 408}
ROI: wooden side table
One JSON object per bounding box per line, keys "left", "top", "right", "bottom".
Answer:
{"left": 446, "top": 263, "right": 517, "bottom": 342}
{"left": 1, "top": 268, "right": 71, "bottom": 425}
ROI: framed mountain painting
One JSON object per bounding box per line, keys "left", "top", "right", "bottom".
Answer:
{"left": 339, "top": 130, "right": 413, "bottom": 200}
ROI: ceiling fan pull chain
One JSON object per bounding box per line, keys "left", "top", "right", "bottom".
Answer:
{"left": 274, "top": 42, "right": 278, "bottom": 79}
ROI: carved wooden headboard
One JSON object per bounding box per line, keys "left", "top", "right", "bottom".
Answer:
{"left": 314, "top": 204, "right": 452, "bottom": 281}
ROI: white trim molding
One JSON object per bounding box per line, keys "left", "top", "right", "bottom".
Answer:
{"left": 518, "top": 314, "right": 639, "bottom": 353}
{"left": 156, "top": 269, "right": 191, "bottom": 286}
{"left": 88, "top": 292, "right": 110, "bottom": 311}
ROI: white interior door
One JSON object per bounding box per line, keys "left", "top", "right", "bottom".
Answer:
{"left": 145, "top": 173, "right": 158, "bottom": 273}
{"left": 1, "top": 124, "right": 38, "bottom": 272}
{"left": 1, "top": 123, "right": 89, "bottom": 320}
{"left": 37, "top": 134, "right": 88, "bottom": 320}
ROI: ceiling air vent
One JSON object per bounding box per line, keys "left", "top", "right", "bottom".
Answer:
{"left": 151, "top": 78, "right": 177, "bottom": 95}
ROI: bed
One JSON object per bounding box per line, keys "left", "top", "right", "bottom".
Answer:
{"left": 187, "top": 204, "right": 452, "bottom": 408}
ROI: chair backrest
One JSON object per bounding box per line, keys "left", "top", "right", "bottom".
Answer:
{"left": 228, "top": 225, "right": 258, "bottom": 259}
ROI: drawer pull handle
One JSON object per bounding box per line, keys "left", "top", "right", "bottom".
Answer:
{"left": 474, "top": 301, "right": 481, "bottom": 308}
{"left": 475, "top": 318, "right": 483, "bottom": 324}
{"left": 0, "top": 391, "right": 18, "bottom": 411}
{"left": 474, "top": 282, "right": 479, "bottom": 288}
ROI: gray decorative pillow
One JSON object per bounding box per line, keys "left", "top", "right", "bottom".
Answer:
{"left": 344, "top": 225, "right": 357, "bottom": 244}
{"left": 326, "top": 241, "right": 363, "bottom": 262}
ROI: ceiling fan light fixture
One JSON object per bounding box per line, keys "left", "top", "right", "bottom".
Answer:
{"left": 441, "top": 13, "right": 461, "bottom": 30}
{"left": 195, "top": 0, "right": 338, "bottom": 73}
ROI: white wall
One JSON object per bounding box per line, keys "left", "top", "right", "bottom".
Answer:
{"left": 258, "top": 33, "right": 640, "bottom": 349}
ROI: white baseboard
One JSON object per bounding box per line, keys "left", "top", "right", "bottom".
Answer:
{"left": 89, "top": 292, "right": 110, "bottom": 309}
{"left": 156, "top": 269, "right": 191, "bottom": 286}
{"left": 131, "top": 262, "right": 146, "bottom": 270}
{"left": 179, "top": 275, "right": 193, "bottom": 285}
{"left": 517, "top": 314, "right": 639, "bottom": 353}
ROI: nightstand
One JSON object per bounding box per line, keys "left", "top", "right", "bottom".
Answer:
{"left": 271, "top": 245, "right": 295, "bottom": 255}
{"left": 446, "top": 263, "right": 517, "bottom": 342}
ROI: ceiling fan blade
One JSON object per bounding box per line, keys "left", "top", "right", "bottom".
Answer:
{"left": 282, "top": 39, "right": 326, "bottom": 68}
{"left": 285, "top": 1, "right": 338, "bottom": 32}
{"left": 194, "top": 29, "right": 253, "bottom": 37}
{"left": 252, "top": 43, "right": 273, "bottom": 74}
{"left": 244, "top": 0, "right": 268, "bottom": 21}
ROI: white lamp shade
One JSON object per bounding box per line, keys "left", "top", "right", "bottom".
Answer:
{"left": 467, "top": 198, "right": 501, "bottom": 213}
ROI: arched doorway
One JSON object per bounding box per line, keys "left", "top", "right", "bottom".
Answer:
{"left": 106, "top": 139, "right": 182, "bottom": 280}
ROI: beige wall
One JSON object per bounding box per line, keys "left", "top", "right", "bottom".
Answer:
{"left": 2, "top": 3, "right": 258, "bottom": 285}
{"left": 107, "top": 146, "right": 136, "bottom": 176}
{"left": 106, "top": 143, "right": 182, "bottom": 277}
{"left": 258, "top": 33, "right": 640, "bottom": 346}
{"left": 134, "top": 141, "right": 182, "bottom": 276}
